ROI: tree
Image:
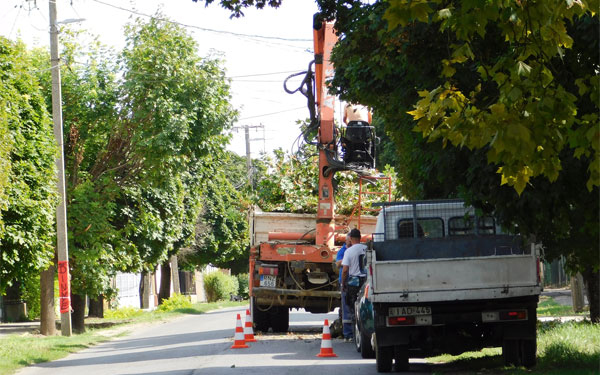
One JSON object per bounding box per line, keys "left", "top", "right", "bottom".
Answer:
{"left": 199, "top": 0, "right": 283, "bottom": 17}
{"left": 179, "top": 153, "right": 250, "bottom": 275}
{"left": 0, "top": 38, "right": 57, "bottom": 294}
{"left": 383, "top": 0, "right": 599, "bottom": 194}
{"left": 34, "top": 16, "right": 237, "bottom": 330}
{"left": 316, "top": 0, "right": 599, "bottom": 321}
{"left": 117, "top": 15, "right": 237, "bottom": 303}
{"left": 0, "top": 105, "right": 9, "bottom": 234}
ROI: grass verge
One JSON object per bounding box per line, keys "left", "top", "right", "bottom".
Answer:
{"left": 0, "top": 300, "right": 247, "bottom": 375}
{"left": 427, "top": 320, "right": 600, "bottom": 374}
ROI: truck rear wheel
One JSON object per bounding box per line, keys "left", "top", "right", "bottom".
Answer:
{"left": 375, "top": 343, "right": 393, "bottom": 372}
{"left": 393, "top": 345, "right": 409, "bottom": 372}
{"left": 270, "top": 306, "right": 289, "bottom": 332}
{"left": 520, "top": 339, "right": 537, "bottom": 368}
{"left": 252, "top": 298, "right": 270, "bottom": 333}
{"left": 502, "top": 339, "right": 519, "bottom": 366}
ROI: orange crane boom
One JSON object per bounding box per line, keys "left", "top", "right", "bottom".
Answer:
{"left": 313, "top": 20, "right": 338, "bottom": 249}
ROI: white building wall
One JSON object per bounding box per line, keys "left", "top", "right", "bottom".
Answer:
{"left": 115, "top": 273, "right": 141, "bottom": 308}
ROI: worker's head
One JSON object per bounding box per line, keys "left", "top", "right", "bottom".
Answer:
{"left": 345, "top": 233, "right": 352, "bottom": 247}
{"left": 349, "top": 228, "right": 361, "bottom": 244}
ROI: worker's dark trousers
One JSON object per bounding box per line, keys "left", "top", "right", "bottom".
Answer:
{"left": 341, "top": 288, "right": 353, "bottom": 338}
{"left": 346, "top": 285, "right": 360, "bottom": 316}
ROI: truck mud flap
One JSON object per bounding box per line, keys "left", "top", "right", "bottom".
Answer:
{"left": 376, "top": 327, "right": 409, "bottom": 347}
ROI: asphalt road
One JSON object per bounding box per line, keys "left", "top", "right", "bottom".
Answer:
{"left": 15, "top": 307, "right": 431, "bottom": 375}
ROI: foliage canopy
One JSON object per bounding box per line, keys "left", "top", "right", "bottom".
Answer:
{"left": 0, "top": 38, "right": 57, "bottom": 293}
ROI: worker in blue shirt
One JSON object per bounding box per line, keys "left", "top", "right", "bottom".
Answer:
{"left": 336, "top": 233, "right": 353, "bottom": 341}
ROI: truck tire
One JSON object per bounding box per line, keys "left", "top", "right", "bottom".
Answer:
{"left": 520, "top": 339, "right": 537, "bottom": 368}
{"left": 520, "top": 307, "right": 537, "bottom": 367}
{"left": 394, "top": 345, "right": 409, "bottom": 372}
{"left": 375, "top": 343, "right": 393, "bottom": 372}
{"left": 502, "top": 339, "right": 519, "bottom": 366}
{"left": 355, "top": 320, "right": 375, "bottom": 358}
{"left": 270, "top": 306, "right": 289, "bottom": 332}
{"left": 252, "top": 298, "right": 271, "bottom": 333}
{"left": 353, "top": 319, "right": 361, "bottom": 353}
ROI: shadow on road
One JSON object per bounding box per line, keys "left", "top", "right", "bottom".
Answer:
{"left": 24, "top": 329, "right": 234, "bottom": 369}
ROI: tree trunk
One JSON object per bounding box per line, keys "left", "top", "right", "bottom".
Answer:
{"left": 571, "top": 273, "right": 585, "bottom": 313}
{"left": 158, "top": 261, "right": 171, "bottom": 305}
{"left": 40, "top": 266, "right": 56, "bottom": 335}
{"left": 71, "top": 293, "right": 86, "bottom": 333}
{"left": 139, "top": 271, "right": 150, "bottom": 309}
{"left": 88, "top": 295, "right": 104, "bottom": 318}
{"left": 582, "top": 266, "right": 599, "bottom": 323}
{"left": 170, "top": 255, "right": 180, "bottom": 294}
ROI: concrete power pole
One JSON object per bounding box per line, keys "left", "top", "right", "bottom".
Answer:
{"left": 245, "top": 125, "right": 251, "bottom": 186}
{"left": 49, "top": 0, "right": 72, "bottom": 336}
{"left": 233, "top": 124, "right": 264, "bottom": 187}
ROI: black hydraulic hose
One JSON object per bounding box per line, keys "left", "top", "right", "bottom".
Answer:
{"left": 284, "top": 61, "right": 317, "bottom": 126}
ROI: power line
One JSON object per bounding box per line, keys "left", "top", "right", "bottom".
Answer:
{"left": 232, "top": 79, "right": 288, "bottom": 83}
{"left": 229, "top": 70, "right": 302, "bottom": 79}
{"left": 90, "top": 0, "right": 312, "bottom": 42}
{"left": 8, "top": 3, "right": 22, "bottom": 39}
{"left": 238, "top": 106, "right": 305, "bottom": 121}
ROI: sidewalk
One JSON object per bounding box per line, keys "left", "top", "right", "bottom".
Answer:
{"left": 542, "top": 287, "right": 578, "bottom": 306}
{"left": 539, "top": 287, "right": 589, "bottom": 322}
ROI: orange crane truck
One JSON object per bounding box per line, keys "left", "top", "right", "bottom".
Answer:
{"left": 248, "top": 15, "right": 385, "bottom": 332}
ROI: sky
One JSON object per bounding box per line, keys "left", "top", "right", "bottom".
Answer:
{"left": 0, "top": 0, "right": 347, "bottom": 158}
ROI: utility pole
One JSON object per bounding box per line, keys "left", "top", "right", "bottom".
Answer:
{"left": 49, "top": 0, "right": 72, "bottom": 336}
{"left": 245, "top": 126, "right": 251, "bottom": 186}
{"left": 233, "top": 124, "right": 264, "bottom": 187}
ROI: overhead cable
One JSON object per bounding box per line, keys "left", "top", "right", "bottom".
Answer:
{"left": 90, "top": 0, "right": 312, "bottom": 42}
{"left": 238, "top": 106, "right": 305, "bottom": 121}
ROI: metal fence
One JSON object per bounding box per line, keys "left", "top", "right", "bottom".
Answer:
{"left": 543, "top": 257, "right": 569, "bottom": 288}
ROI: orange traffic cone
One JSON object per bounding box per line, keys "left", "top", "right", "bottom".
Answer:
{"left": 231, "top": 313, "right": 249, "bottom": 349}
{"left": 316, "top": 319, "right": 337, "bottom": 357}
{"left": 244, "top": 309, "right": 257, "bottom": 342}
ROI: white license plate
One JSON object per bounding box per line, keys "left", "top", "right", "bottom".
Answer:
{"left": 260, "top": 275, "right": 276, "bottom": 287}
{"left": 389, "top": 306, "right": 431, "bottom": 316}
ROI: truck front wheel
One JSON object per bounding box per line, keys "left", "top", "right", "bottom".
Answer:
{"left": 354, "top": 320, "right": 375, "bottom": 358}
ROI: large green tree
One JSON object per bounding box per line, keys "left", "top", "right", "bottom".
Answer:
{"left": 179, "top": 152, "right": 250, "bottom": 274}
{"left": 315, "top": 0, "right": 599, "bottom": 321}
{"left": 0, "top": 38, "right": 57, "bottom": 294}
{"left": 117, "top": 16, "right": 237, "bottom": 304}
{"left": 33, "top": 16, "right": 237, "bottom": 330}
{"left": 384, "top": 0, "right": 599, "bottom": 194}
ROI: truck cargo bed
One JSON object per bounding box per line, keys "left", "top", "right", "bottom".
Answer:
{"left": 369, "top": 251, "right": 540, "bottom": 303}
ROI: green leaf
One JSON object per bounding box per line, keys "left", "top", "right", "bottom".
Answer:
{"left": 516, "top": 61, "right": 532, "bottom": 76}
{"left": 441, "top": 60, "right": 456, "bottom": 77}
{"left": 438, "top": 8, "right": 452, "bottom": 19}
{"left": 411, "top": 2, "right": 433, "bottom": 23}
{"left": 575, "top": 78, "right": 588, "bottom": 96}
{"left": 507, "top": 87, "right": 523, "bottom": 101}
